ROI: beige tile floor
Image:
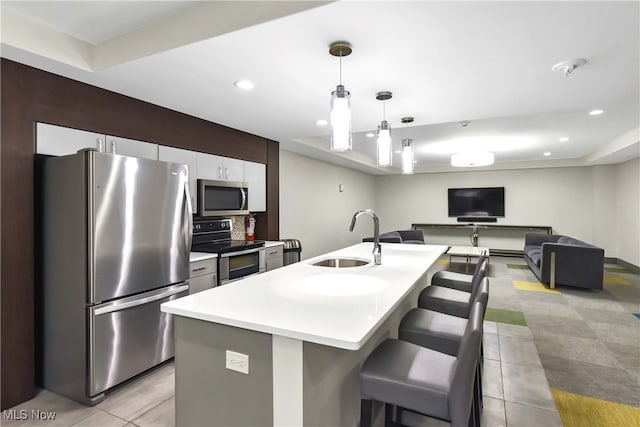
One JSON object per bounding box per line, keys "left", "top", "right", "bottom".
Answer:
{"left": 5, "top": 256, "right": 566, "bottom": 426}
{"left": 3, "top": 322, "right": 561, "bottom": 427}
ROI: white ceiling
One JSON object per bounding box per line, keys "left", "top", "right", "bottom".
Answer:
{"left": 2, "top": 1, "right": 639, "bottom": 175}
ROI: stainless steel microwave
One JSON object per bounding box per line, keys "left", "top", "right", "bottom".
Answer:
{"left": 197, "top": 179, "right": 249, "bottom": 216}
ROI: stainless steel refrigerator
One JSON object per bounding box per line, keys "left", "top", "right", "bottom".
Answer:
{"left": 41, "top": 150, "right": 192, "bottom": 405}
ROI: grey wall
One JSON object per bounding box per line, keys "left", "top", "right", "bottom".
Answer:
{"left": 279, "top": 150, "right": 377, "bottom": 259}
{"left": 375, "top": 164, "right": 640, "bottom": 262}
{"left": 278, "top": 149, "right": 639, "bottom": 265}
{"left": 615, "top": 158, "right": 640, "bottom": 266}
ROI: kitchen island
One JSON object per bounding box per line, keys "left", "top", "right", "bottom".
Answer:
{"left": 161, "top": 242, "right": 447, "bottom": 426}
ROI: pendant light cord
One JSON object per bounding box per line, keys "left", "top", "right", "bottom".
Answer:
{"left": 339, "top": 55, "right": 343, "bottom": 85}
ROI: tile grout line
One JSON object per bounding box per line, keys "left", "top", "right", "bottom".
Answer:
{"left": 128, "top": 394, "right": 175, "bottom": 424}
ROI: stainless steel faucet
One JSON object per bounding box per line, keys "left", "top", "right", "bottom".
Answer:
{"left": 349, "top": 209, "right": 381, "bottom": 265}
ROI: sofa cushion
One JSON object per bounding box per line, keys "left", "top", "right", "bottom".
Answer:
{"left": 557, "top": 236, "right": 595, "bottom": 248}
{"left": 526, "top": 248, "right": 542, "bottom": 267}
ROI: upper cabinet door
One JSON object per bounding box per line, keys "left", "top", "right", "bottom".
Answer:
{"left": 196, "top": 153, "right": 244, "bottom": 182}
{"left": 159, "top": 146, "right": 198, "bottom": 211}
{"left": 36, "top": 123, "right": 105, "bottom": 156}
{"left": 106, "top": 136, "right": 158, "bottom": 160}
{"left": 244, "top": 161, "right": 266, "bottom": 212}
{"left": 196, "top": 153, "right": 225, "bottom": 180}
{"left": 222, "top": 157, "right": 244, "bottom": 182}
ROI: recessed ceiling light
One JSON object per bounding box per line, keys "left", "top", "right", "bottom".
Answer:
{"left": 234, "top": 80, "right": 254, "bottom": 90}
{"left": 543, "top": 152, "right": 551, "bottom": 156}
{"left": 365, "top": 133, "right": 375, "bottom": 138}
{"left": 316, "top": 119, "right": 328, "bottom": 126}
{"left": 589, "top": 109, "right": 604, "bottom": 116}
{"left": 395, "top": 150, "right": 402, "bottom": 154}
{"left": 558, "top": 137, "right": 569, "bottom": 142}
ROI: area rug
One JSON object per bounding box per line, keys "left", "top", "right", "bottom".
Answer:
{"left": 484, "top": 307, "right": 527, "bottom": 326}
{"left": 551, "top": 388, "right": 640, "bottom": 427}
{"left": 513, "top": 279, "right": 560, "bottom": 294}
{"left": 506, "top": 263, "right": 530, "bottom": 270}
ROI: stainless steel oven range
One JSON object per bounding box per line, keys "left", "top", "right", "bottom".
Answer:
{"left": 191, "top": 218, "right": 265, "bottom": 285}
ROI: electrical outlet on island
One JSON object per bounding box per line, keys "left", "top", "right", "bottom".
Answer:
{"left": 225, "top": 350, "right": 249, "bottom": 374}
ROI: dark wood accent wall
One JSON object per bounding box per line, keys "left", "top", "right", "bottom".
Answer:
{"left": 0, "top": 59, "right": 279, "bottom": 409}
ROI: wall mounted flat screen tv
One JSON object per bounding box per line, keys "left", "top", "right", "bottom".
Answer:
{"left": 448, "top": 187, "right": 505, "bottom": 218}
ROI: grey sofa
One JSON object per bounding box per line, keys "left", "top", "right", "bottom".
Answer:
{"left": 524, "top": 233, "right": 604, "bottom": 290}
{"left": 363, "top": 230, "right": 425, "bottom": 244}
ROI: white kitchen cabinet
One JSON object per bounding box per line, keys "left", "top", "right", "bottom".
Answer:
{"left": 36, "top": 123, "right": 159, "bottom": 160}
{"left": 244, "top": 161, "right": 266, "bottom": 212}
{"left": 106, "top": 135, "right": 158, "bottom": 160}
{"left": 36, "top": 123, "right": 105, "bottom": 155}
{"left": 196, "top": 153, "right": 244, "bottom": 182}
{"left": 265, "top": 244, "right": 283, "bottom": 271}
{"left": 189, "top": 257, "right": 217, "bottom": 294}
{"left": 159, "top": 146, "right": 198, "bottom": 210}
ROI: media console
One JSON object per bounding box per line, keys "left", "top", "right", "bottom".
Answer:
{"left": 411, "top": 223, "right": 553, "bottom": 256}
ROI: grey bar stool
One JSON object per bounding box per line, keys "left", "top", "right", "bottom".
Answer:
{"left": 417, "top": 270, "right": 486, "bottom": 318}
{"left": 360, "top": 302, "right": 484, "bottom": 427}
{"left": 400, "top": 278, "right": 489, "bottom": 353}
{"left": 432, "top": 253, "right": 488, "bottom": 292}
{"left": 399, "top": 278, "right": 490, "bottom": 426}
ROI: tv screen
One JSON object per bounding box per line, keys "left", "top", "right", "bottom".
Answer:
{"left": 448, "top": 187, "right": 505, "bottom": 218}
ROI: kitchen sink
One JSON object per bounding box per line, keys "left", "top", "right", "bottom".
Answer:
{"left": 310, "top": 257, "right": 371, "bottom": 268}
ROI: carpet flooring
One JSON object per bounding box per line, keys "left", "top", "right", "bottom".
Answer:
{"left": 444, "top": 256, "right": 640, "bottom": 415}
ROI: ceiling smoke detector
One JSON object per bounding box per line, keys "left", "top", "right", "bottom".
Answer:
{"left": 552, "top": 58, "right": 587, "bottom": 77}
{"left": 459, "top": 121, "right": 471, "bottom": 128}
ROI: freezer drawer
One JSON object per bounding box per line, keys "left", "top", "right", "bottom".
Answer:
{"left": 89, "top": 283, "right": 188, "bottom": 396}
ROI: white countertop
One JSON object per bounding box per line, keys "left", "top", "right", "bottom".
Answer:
{"left": 164, "top": 243, "right": 447, "bottom": 350}
{"left": 264, "top": 241, "right": 285, "bottom": 248}
{"left": 189, "top": 252, "right": 218, "bottom": 262}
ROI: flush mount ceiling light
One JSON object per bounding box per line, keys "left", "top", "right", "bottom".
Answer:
{"left": 544, "top": 152, "right": 551, "bottom": 156}
{"left": 558, "top": 137, "right": 569, "bottom": 142}
{"left": 589, "top": 109, "right": 604, "bottom": 116}
{"left": 234, "top": 79, "right": 254, "bottom": 90}
{"left": 401, "top": 116, "right": 414, "bottom": 175}
{"left": 451, "top": 151, "right": 494, "bottom": 167}
{"left": 552, "top": 58, "right": 587, "bottom": 77}
{"left": 376, "top": 91, "right": 393, "bottom": 167}
{"left": 329, "top": 41, "right": 353, "bottom": 152}
{"left": 316, "top": 119, "right": 328, "bottom": 126}
{"left": 365, "top": 132, "right": 375, "bottom": 138}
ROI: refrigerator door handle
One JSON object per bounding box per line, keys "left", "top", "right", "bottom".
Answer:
{"left": 183, "top": 181, "right": 193, "bottom": 257}
{"left": 93, "top": 283, "right": 189, "bottom": 316}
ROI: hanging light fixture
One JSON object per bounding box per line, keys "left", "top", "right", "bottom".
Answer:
{"left": 329, "top": 41, "right": 353, "bottom": 152}
{"left": 376, "top": 91, "right": 393, "bottom": 167}
{"left": 400, "top": 116, "right": 414, "bottom": 174}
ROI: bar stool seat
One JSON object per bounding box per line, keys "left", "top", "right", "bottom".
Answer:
{"left": 418, "top": 286, "right": 475, "bottom": 318}
{"left": 361, "top": 339, "right": 456, "bottom": 420}
{"left": 432, "top": 256, "right": 488, "bottom": 293}
{"left": 360, "top": 302, "right": 484, "bottom": 427}
{"left": 405, "top": 278, "right": 489, "bottom": 354}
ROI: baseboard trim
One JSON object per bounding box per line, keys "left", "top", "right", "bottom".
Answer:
{"left": 615, "top": 258, "right": 640, "bottom": 274}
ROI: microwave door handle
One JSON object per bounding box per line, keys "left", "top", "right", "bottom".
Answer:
{"left": 183, "top": 182, "right": 193, "bottom": 256}
{"left": 240, "top": 188, "right": 247, "bottom": 210}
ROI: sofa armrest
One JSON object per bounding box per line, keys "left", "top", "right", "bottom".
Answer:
{"left": 540, "top": 242, "right": 604, "bottom": 289}
{"left": 524, "top": 233, "right": 560, "bottom": 247}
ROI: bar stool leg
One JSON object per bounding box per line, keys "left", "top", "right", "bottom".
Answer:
{"left": 361, "top": 398, "right": 373, "bottom": 427}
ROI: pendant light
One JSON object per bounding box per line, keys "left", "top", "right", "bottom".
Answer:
{"left": 329, "top": 42, "right": 353, "bottom": 152}
{"left": 401, "top": 116, "right": 414, "bottom": 175}
{"left": 376, "top": 91, "right": 392, "bottom": 167}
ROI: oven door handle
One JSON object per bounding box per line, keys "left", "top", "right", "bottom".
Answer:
{"left": 220, "top": 271, "right": 264, "bottom": 285}
{"left": 220, "top": 247, "right": 264, "bottom": 258}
